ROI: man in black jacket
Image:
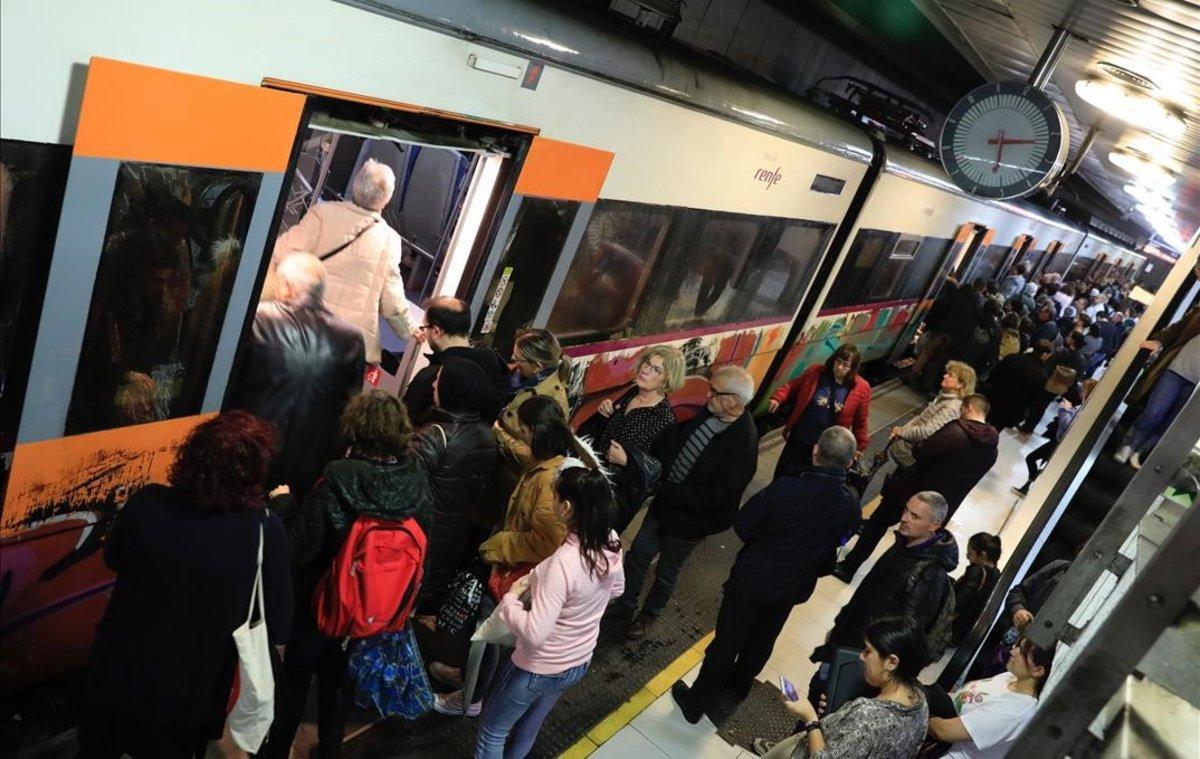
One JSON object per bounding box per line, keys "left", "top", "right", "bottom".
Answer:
{"left": 671, "top": 426, "right": 859, "bottom": 723}
{"left": 836, "top": 396, "right": 996, "bottom": 581}
{"left": 610, "top": 366, "right": 759, "bottom": 640}
{"left": 227, "top": 253, "right": 365, "bottom": 501}
{"left": 984, "top": 340, "right": 1053, "bottom": 431}
{"left": 402, "top": 297, "right": 508, "bottom": 423}
{"left": 816, "top": 490, "right": 958, "bottom": 690}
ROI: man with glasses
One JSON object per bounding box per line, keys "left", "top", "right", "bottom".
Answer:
{"left": 402, "top": 297, "right": 508, "bottom": 424}
{"left": 609, "top": 365, "right": 759, "bottom": 640}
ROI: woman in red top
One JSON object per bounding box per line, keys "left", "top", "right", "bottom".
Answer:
{"left": 768, "top": 344, "right": 871, "bottom": 479}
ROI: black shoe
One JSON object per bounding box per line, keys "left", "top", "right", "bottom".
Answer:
{"left": 671, "top": 681, "right": 703, "bottom": 724}
{"left": 626, "top": 613, "right": 657, "bottom": 640}
{"left": 831, "top": 562, "right": 855, "bottom": 584}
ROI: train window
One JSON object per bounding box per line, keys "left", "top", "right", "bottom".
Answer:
{"left": 0, "top": 140, "right": 72, "bottom": 455}
{"left": 1066, "top": 255, "right": 1095, "bottom": 282}
{"left": 475, "top": 199, "right": 579, "bottom": 355}
{"left": 968, "top": 243, "right": 1012, "bottom": 283}
{"left": 64, "top": 162, "right": 261, "bottom": 435}
{"left": 823, "top": 229, "right": 900, "bottom": 309}
{"left": 734, "top": 221, "right": 833, "bottom": 321}
{"left": 547, "top": 201, "right": 672, "bottom": 344}
{"left": 1043, "top": 248, "right": 1072, "bottom": 276}
{"left": 659, "top": 215, "right": 762, "bottom": 329}
{"left": 899, "top": 236, "right": 953, "bottom": 300}
{"left": 867, "top": 235, "right": 919, "bottom": 301}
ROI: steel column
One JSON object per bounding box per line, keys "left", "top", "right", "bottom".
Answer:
{"left": 1029, "top": 26, "right": 1071, "bottom": 90}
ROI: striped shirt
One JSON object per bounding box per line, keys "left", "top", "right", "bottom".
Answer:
{"left": 668, "top": 416, "right": 731, "bottom": 483}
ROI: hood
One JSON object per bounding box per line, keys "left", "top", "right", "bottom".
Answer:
{"left": 324, "top": 457, "right": 432, "bottom": 522}
{"left": 900, "top": 528, "right": 960, "bottom": 572}
{"left": 959, "top": 419, "right": 999, "bottom": 447}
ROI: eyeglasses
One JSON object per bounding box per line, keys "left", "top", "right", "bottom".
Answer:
{"left": 707, "top": 387, "right": 740, "bottom": 399}
{"left": 640, "top": 361, "right": 666, "bottom": 375}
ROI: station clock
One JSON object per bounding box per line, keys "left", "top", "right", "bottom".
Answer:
{"left": 939, "top": 81, "right": 1070, "bottom": 200}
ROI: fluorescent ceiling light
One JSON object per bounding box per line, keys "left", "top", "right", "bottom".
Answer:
{"left": 1125, "top": 134, "right": 1176, "bottom": 162}
{"left": 1123, "top": 182, "right": 1173, "bottom": 206}
{"left": 1075, "top": 78, "right": 1187, "bottom": 137}
{"left": 1108, "top": 148, "right": 1177, "bottom": 185}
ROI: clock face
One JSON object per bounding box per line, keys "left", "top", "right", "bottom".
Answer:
{"left": 939, "top": 82, "right": 1070, "bottom": 200}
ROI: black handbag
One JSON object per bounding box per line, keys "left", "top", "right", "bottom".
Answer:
{"left": 435, "top": 564, "right": 486, "bottom": 637}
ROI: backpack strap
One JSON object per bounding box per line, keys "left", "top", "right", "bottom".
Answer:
{"left": 317, "top": 217, "right": 379, "bottom": 261}
{"left": 430, "top": 424, "right": 447, "bottom": 450}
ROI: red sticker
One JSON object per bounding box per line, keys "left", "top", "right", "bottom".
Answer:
{"left": 365, "top": 365, "right": 381, "bottom": 387}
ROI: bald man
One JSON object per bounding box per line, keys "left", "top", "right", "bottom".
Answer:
{"left": 228, "top": 253, "right": 365, "bottom": 499}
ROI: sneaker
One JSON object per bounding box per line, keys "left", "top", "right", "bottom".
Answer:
{"left": 626, "top": 613, "right": 657, "bottom": 640}
{"left": 752, "top": 737, "right": 776, "bottom": 756}
{"left": 1011, "top": 484, "right": 1029, "bottom": 497}
{"left": 1113, "top": 445, "right": 1133, "bottom": 464}
{"left": 1130, "top": 451, "right": 1144, "bottom": 470}
{"left": 428, "top": 661, "right": 464, "bottom": 689}
{"left": 433, "top": 690, "right": 481, "bottom": 717}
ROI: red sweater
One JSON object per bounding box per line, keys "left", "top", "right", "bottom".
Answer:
{"left": 771, "top": 365, "right": 872, "bottom": 451}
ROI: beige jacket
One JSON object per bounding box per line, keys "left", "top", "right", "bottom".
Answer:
{"left": 479, "top": 454, "right": 569, "bottom": 567}
{"left": 269, "top": 201, "right": 414, "bottom": 363}
{"left": 496, "top": 372, "right": 571, "bottom": 462}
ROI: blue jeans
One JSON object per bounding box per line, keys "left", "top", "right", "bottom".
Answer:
{"left": 1124, "top": 370, "right": 1195, "bottom": 454}
{"left": 474, "top": 660, "right": 589, "bottom": 758}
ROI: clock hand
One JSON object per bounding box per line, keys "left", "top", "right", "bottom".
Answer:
{"left": 991, "top": 129, "right": 1005, "bottom": 173}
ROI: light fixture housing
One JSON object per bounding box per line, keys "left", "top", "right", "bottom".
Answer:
{"left": 1075, "top": 78, "right": 1187, "bottom": 137}
{"left": 1109, "top": 148, "right": 1177, "bottom": 185}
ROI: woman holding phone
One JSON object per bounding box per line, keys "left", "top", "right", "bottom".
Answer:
{"left": 753, "top": 616, "right": 929, "bottom": 758}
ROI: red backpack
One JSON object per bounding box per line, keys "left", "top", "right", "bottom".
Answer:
{"left": 312, "top": 515, "right": 427, "bottom": 639}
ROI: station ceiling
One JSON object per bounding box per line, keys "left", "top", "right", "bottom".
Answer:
{"left": 806, "top": 0, "right": 1200, "bottom": 249}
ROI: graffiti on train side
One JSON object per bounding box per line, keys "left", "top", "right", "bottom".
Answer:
{"left": 566, "top": 324, "right": 787, "bottom": 423}
{"left": 0, "top": 415, "right": 208, "bottom": 690}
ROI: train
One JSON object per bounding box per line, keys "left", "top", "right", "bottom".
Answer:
{"left": 0, "top": 0, "right": 1149, "bottom": 691}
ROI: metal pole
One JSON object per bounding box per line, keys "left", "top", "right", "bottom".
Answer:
{"left": 1029, "top": 26, "right": 1071, "bottom": 90}
{"left": 1062, "top": 122, "right": 1103, "bottom": 178}
{"left": 1009, "top": 476, "right": 1200, "bottom": 757}
{"left": 1026, "top": 386, "right": 1200, "bottom": 649}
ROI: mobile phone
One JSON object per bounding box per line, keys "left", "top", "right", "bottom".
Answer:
{"left": 779, "top": 674, "right": 799, "bottom": 702}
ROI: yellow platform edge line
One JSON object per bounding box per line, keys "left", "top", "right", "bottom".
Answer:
{"left": 562, "top": 629, "right": 716, "bottom": 757}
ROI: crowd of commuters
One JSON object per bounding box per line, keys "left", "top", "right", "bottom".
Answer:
{"left": 82, "top": 191, "right": 1167, "bottom": 759}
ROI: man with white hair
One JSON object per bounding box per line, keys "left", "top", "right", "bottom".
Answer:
{"left": 228, "top": 253, "right": 365, "bottom": 499}
{"left": 271, "top": 157, "right": 414, "bottom": 365}
{"left": 610, "top": 364, "right": 759, "bottom": 640}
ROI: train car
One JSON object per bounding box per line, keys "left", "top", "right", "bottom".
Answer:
{"left": 760, "top": 149, "right": 1090, "bottom": 400}
{"left": 0, "top": 0, "right": 1129, "bottom": 692}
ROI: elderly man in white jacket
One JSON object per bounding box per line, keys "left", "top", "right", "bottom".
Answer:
{"left": 268, "top": 158, "right": 415, "bottom": 364}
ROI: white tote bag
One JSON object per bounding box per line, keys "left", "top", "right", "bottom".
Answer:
{"left": 228, "top": 523, "right": 275, "bottom": 752}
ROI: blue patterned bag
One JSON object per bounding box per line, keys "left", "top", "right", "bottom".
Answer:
{"left": 347, "top": 624, "right": 433, "bottom": 719}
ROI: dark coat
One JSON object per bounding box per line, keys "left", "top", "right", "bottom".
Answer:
{"left": 730, "top": 467, "right": 859, "bottom": 605}
{"left": 403, "top": 345, "right": 509, "bottom": 424}
{"left": 1005, "top": 559, "right": 1071, "bottom": 620}
{"left": 886, "top": 418, "right": 999, "bottom": 518}
{"left": 650, "top": 409, "right": 758, "bottom": 540}
{"left": 985, "top": 353, "right": 1049, "bottom": 430}
{"left": 1130, "top": 305, "right": 1200, "bottom": 405}
{"left": 952, "top": 314, "right": 1002, "bottom": 376}
{"left": 952, "top": 563, "right": 1000, "bottom": 644}
{"left": 409, "top": 408, "right": 498, "bottom": 613}
{"left": 84, "top": 485, "right": 293, "bottom": 729}
{"left": 927, "top": 281, "right": 977, "bottom": 343}
{"left": 227, "top": 298, "right": 365, "bottom": 500}
{"left": 280, "top": 456, "right": 433, "bottom": 604}
{"left": 826, "top": 529, "right": 959, "bottom": 652}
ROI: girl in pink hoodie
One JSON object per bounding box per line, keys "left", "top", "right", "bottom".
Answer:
{"left": 474, "top": 465, "right": 625, "bottom": 759}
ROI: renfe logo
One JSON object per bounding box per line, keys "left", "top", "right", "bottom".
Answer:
{"left": 754, "top": 166, "right": 782, "bottom": 189}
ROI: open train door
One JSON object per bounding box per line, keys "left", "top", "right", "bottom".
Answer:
{"left": 0, "top": 58, "right": 305, "bottom": 691}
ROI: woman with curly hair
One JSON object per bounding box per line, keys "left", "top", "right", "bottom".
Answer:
{"left": 79, "top": 411, "right": 293, "bottom": 759}
{"left": 261, "top": 390, "right": 433, "bottom": 759}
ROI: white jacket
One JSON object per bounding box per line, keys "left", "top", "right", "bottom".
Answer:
{"left": 269, "top": 201, "right": 414, "bottom": 363}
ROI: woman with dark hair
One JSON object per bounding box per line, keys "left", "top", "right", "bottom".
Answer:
{"left": 928, "top": 638, "right": 1054, "bottom": 758}
{"left": 474, "top": 466, "right": 625, "bottom": 759}
{"left": 768, "top": 344, "right": 872, "bottom": 479}
{"left": 757, "top": 615, "right": 929, "bottom": 758}
{"left": 261, "top": 390, "right": 432, "bottom": 759}
{"left": 79, "top": 412, "right": 293, "bottom": 759}
{"left": 952, "top": 533, "right": 1002, "bottom": 645}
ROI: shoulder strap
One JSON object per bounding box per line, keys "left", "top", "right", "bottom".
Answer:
{"left": 431, "top": 423, "right": 447, "bottom": 449}
{"left": 317, "top": 217, "right": 380, "bottom": 262}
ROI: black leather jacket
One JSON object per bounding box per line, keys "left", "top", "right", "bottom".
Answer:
{"left": 227, "top": 298, "right": 365, "bottom": 499}
{"left": 409, "top": 407, "right": 498, "bottom": 613}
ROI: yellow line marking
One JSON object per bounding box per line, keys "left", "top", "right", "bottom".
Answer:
{"left": 564, "top": 630, "right": 717, "bottom": 757}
